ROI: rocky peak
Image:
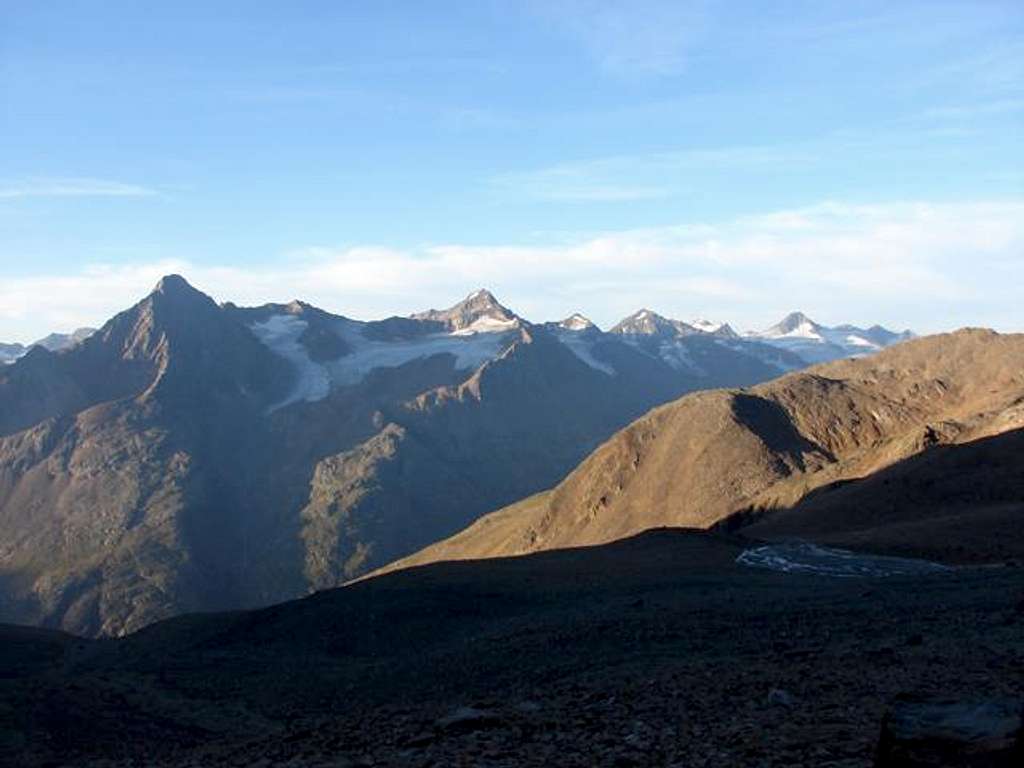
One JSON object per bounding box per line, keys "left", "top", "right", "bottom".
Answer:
{"left": 761, "top": 311, "right": 823, "bottom": 339}
{"left": 610, "top": 309, "right": 694, "bottom": 338}
{"left": 412, "top": 289, "right": 520, "bottom": 333}
{"left": 559, "top": 313, "right": 596, "bottom": 332}
{"left": 691, "top": 319, "right": 739, "bottom": 339}
{"left": 153, "top": 273, "right": 195, "bottom": 296}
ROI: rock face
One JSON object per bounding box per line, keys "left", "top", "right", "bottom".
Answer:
{"left": 0, "top": 276, "right": 804, "bottom": 636}
{"left": 875, "top": 696, "right": 1023, "bottom": 767}
{"left": 378, "top": 330, "right": 1024, "bottom": 575}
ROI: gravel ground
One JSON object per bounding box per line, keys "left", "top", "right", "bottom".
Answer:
{"left": 3, "top": 531, "right": 1022, "bottom": 767}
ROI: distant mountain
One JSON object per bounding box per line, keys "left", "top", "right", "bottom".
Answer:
{"left": 690, "top": 318, "right": 738, "bottom": 338}
{"left": 558, "top": 313, "right": 596, "bottom": 331}
{"left": 381, "top": 329, "right": 1024, "bottom": 574}
{"left": 0, "top": 276, "right": 804, "bottom": 636}
{"left": 410, "top": 288, "right": 519, "bottom": 334}
{"left": 610, "top": 309, "right": 696, "bottom": 337}
{"left": 32, "top": 327, "right": 96, "bottom": 352}
{"left": 0, "top": 342, "right": 26, "bottom": 365}
{"left": 746, "top": 311, "right": 913, "bottom": 363}
{"left": 0, "top": 327, "right": 96, "bottom": 365}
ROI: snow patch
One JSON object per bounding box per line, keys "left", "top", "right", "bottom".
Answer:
{"left": 691, "top": 318, "right": 725, "bottom": 334}
{"left": 555, "top": 332, "right": 615, "bottom": 375}
{"left": 770, "top": 320, "right": 822, "bottom": 340}
{"left": 842, "top": 333, "right": 879, "bottom": 349}
{"left": 658, "top": 341, "right": 706, "bottom": 376}
{"left": 329, "top": 323, "right": 512, "bottom": 385}
{"left": 250, "top": 315, "right": 331, "bottom": 410}
{"left": 450, "top": 316, "right": 519, "bottom": 336}
{"left": 561, "top": 314, "right": 593, "bottom": 331}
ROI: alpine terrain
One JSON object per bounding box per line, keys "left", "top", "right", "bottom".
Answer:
{"left": 0, "top": 276, "right": 905, "bottom": 637}
{"left": 383, "top": 329, "right": 1024, "bottom": 572}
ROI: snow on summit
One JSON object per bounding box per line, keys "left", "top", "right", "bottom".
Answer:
{"left": 560, "top": 314, "right": 595, "bottom": 331}
{"left": 246, "top": 293, "right": 913, "bottom": 409}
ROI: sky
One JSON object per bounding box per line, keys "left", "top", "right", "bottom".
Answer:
{"left": 1, "top": 0, "right": 1022, "bottom": 342}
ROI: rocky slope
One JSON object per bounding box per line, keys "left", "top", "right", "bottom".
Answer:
{"left": 0, "top": 276, "right": 812, "bottom": 636}
{"left": 381, "top": 329, "right": 1024, "bottom": 573}
{"left": 3, "top": 528, "right": 1021, "bottom": 767}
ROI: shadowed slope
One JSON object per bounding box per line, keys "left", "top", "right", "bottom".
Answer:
{"left": 742, "top": 427, "right": 1024, "bottom": 562}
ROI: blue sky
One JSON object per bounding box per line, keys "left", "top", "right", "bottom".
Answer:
{"left": 1, "top": 0, "right": 1022, "bottom": 341}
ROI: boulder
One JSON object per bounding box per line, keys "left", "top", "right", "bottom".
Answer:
{"left": 435, "top": 706, "right": 503, "bottom": 734}
{"left": 875, "top": 696, "right": 1023, "bottom": 767}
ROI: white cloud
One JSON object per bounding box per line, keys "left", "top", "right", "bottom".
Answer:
{"left": 0, "top": 177, "right": 158, "bottom": 200}
{"left": 0, "top": 199, "right": 1021, "bottom": 342}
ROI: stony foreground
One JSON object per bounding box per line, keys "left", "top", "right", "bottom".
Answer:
{"left": 2, "top": 530, "right": 1022, "bottom": 767}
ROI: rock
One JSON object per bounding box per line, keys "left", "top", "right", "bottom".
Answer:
{"left": 515, "top": 700, "right": 542, "bottom": 713}
{"left": 768, "top": 688, "right": 797, "bottom": 708}
{"left": 403, "top": 731, "right": 435, "bottom": 747}
{"left": 435, "top": 706, "right": 503, "bottom": 734}
{"left": 875, "top": 696, "right": 1023, "bottom": 767}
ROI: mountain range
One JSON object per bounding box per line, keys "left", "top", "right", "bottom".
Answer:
{"left": 0, "top": 327, "right": 95, "bottom": 365}
{"left": 0, "top": 275, "right": 915, "bottom": 636}
{"left": 1, "top": 280, "right": 1020, "bottom": 766}
{"left": 745, "top": 310, "right": 914, "bottom": 363}
{"left": 382, "top": 328, "right": 1024, "bottom": 573}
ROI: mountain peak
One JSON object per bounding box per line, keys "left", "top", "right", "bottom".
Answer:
{"left": 560, "top": 313, "right": 596, "bottom": 331}
{"left": 411, "top": 288, "right": 519, "bottom": 333}
{"left": 691, "top": 319, "right": 739, "bottom": 338}
{"left": 779, "top": 310, "right": 814, "bottom": 327}
{"left": 761, "top": 311, "right": 822, "bottom": 339}
{"left": 610, "top": 309, "right": 692, "bottom": 337}
{"left": 465, "top": 288, "right": 499, "bottom": 304}
{"left": 153, "top": 274, "right": 198, "bottom": 296}
{"left": 145, "top": 275, "right": 217, "bottom": 315}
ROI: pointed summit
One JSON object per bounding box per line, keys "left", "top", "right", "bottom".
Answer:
{"left": 154, "top": 273, "right": 199, "bottom": 296}
{"left": 610, "top": 309, "right": 695, "bottom": 337}
{"left": 559, "top": 313, "right": 596, "bottom": 332}
{"left": 761, "top": 311, "right": 823, "bottom": 340}
{"left": 690, "top": 319, "right": 739, "bottom": 338}
{"left": 147, "top": 274, "right": 218, "bottom": 314}
{"left": 411, "top": 288, "right": 520, "bottom": 333}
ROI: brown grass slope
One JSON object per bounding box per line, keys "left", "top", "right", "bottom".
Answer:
{"left": 381, "top": 329, "right": 1024, "bottom": 572}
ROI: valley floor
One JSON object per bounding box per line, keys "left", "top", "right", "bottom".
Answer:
{"left": 2, "top": 529, "right": 1022, "bottom": 767}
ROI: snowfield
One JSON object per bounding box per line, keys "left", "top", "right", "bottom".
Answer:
{"left": 553, "top": 330, "right": 616, "bottom": 376}
{"left": 252, "top": 313, "right": 515, "bottom": 409}
{"left": 250, "top": 315, "right": 331, "bottom": 409}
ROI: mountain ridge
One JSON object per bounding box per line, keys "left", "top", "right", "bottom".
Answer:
{"left": 1, "top": 275, "right": 828, "bottom": 636}
{"left": 376, "top": 328, "right": 1024, "bottom": 575}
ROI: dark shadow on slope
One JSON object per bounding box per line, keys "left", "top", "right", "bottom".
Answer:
{"left": 730, "top": 392, "right": 837, "bottom": 466}
{"left": 722, "top": 427, "right": 1024, "bottom": 563}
